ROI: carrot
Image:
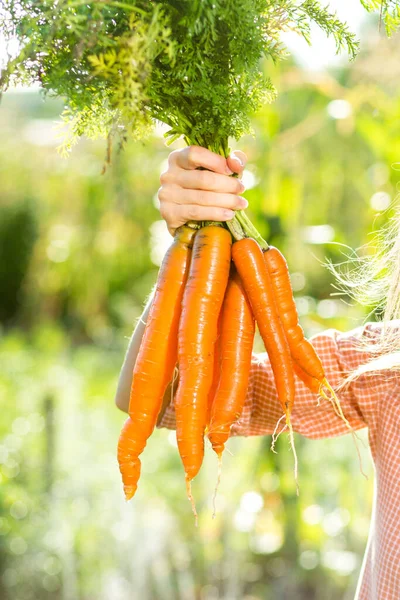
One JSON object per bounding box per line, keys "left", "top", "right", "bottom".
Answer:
{"left": 208, "top": 267, "right": 255, "bottom": 458}
{"left": 263, "top": 245, "right": 353, "bottom": 433}
{"left": 206, "top": 316, "right": 222, "bottom": 428}
{"left": 292, "top": 360, "right": 322, "bottom": 395}
{"left": 117, "top": 225, "right": 196, "bottom": 501}
{"left": 175, "top": 225, "right": 232, "bottom": 500}
{"left": 263, "top": 246, "right": 325, "bottom": 381}
{"left": 232, "top": 238, "right": 295, "bottom": 422}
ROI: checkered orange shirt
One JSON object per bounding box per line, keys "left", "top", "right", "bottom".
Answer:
{"left": 159, "top": 321, "right": 400, "bottom": 600}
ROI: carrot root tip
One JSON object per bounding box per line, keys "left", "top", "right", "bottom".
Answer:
{"left": 287, "top": 419, "right": 299, "bottom": 496}
{"left": 212, "top": 455, "right": 223, "bottom": 519}
{"left": 185, "top": 476, "right": 198, "bottom": 527}
{"left": 271, "top": 414, "right": 286, "bottom": 453}
{"left": 211, "top": 443, "right": 224, "bottom": 457}
{"left": 124, "top": 485, "right": 137, "bottom": 501}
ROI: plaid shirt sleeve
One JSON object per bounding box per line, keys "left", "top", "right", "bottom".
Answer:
{"left": 158, "top": 321, "right": 392, "bottom": 439}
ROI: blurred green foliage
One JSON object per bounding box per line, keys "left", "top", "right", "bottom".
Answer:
{"left": 1, "top": 28, "right": 400, "bottom": 600}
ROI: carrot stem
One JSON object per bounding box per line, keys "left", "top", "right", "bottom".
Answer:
{"left": 236, "top": 210, "right": 269, "bottom": 250}
{"left": 225, "top": 215, "right": 245, "bottom": 240}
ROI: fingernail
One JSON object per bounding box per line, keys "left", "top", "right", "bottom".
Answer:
{"left": 223, "top": 209, "right": 235, "bottom": 220}
{"left": 225, "top": 166, "right": 234, "bottom": 175}
{"left": 238, "top": 197, "right": 248, "bottom": 209}
{"left": 230, "top": 154, "right": 243, "bottom": 168}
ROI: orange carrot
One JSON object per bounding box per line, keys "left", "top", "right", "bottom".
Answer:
{"left": 292, "top": 359, "right": 321, "bottom": 394}
{"left": 175, "top": 225, "right": 232, "bottom": 490}
{"left": 263, "top": 246, "right": 324, "bottom": 381}
{"left": 206, "top": 315, "right": 222, "bottom": 428}
{"left": 117, "top": 225, "right": 196, "bottom": 501}
{"left": 263, "top": 246, "right": 351, "bottom": 432}
{"left": 232, "top": 238, "right": 295, "bottom": 421}
{"left": 208, "top": 267, "right": 255, "bottom": 458}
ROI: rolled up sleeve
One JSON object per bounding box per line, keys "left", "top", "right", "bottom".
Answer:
{"left": 158, "top": 321, "right": 396, "bottom": 440}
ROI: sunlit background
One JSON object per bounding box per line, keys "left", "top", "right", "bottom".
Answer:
{"left": 1, "top": 3, "right": 400, "bottom": 600}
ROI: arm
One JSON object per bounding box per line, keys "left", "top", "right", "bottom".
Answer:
{"left": 114, "top": 296, "right": 152, "bottom": 413}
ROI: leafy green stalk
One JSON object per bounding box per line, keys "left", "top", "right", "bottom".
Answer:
{"left": 2, "top": 0, "right": 393, "bottom": 154}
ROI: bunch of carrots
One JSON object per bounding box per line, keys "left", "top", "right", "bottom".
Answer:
{"left": 118, "top": 213, "right": 347, "bottom": 518}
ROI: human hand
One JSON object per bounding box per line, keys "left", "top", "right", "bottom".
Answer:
{"left": 158, "top": 145, "right": 248, "bottom": 235}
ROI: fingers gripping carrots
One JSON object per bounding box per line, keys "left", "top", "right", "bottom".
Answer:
{"left": 175, "top": 226, "right": 232, "bottom": 499}
{"left": 117, "top": 225, "right": 196, "bottom": 501}
{"left": 208, "top": 267, "right": 255, "bottom": 458}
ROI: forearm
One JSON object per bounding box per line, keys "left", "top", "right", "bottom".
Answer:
{"left": 114, "top": 297, "right": 152, "bottom": 413}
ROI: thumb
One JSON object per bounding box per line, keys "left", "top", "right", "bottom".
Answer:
{"left": 227, "top": 151, "right": 247, "bottom": 177}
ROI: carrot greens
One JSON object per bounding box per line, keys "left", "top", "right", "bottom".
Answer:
{"left": 3, "top": 0, "right": 393, "bottom": 157}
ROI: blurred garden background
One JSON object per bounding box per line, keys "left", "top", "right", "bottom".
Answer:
{"left": 1, "top": 4, "right": 400, "bottom": 599}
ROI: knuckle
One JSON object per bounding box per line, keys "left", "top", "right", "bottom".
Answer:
{"left": 157, "top": 186, "right": 167, "bottom": 204}
{"left": 167, "top": 149, "right": 179, "bottom": 165}
{"left": 159, "top": 184, "right": 177, "bottom": 205}
{"left": 158, "top": 184, "right": 175, "bottom": 206}
{"left": 186, "top": 145, "right": 199, "bottom": 166}
{"left": 159, "top": 170, "right": 171, "bottom": 185}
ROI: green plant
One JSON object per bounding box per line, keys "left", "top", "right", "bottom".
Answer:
{"left": 1, "top": 0, "right": 384, "bottom": 156}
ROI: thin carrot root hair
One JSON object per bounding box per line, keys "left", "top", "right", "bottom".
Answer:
{"left": 205, "top": 421, "right": 224, "bottom": 437}
{"left": 322, "top": 378, "right": 352, "bottom": 427}
{"left": 351, "top": 430, "right": 369, "bottom": 480}
{"left": 170, "top": 366, "right": 179, "bottom": 404}
{"left": 320, "top": 386, "right": 342, "bottom": 418}
{"left": 185, "top": 477, "right": 198, "bottom": 527}
{"left": 286, "top": 415, "right": 299, "bottom": 496}
{"left": 322, "top": 379, "right": 366, "bottom": 446}
{"left": 316, "top": 382, "right": 329, "bottom": 406}
{"left": 270, "top": 414, "right": 287, "bottom": 454}
{"left": 212, "top": 454, "right": 223, "bottom": 519}
{"left": 322, "top": 378, "right": 368, "bottom": 477}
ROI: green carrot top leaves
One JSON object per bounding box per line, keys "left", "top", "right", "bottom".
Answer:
{"left": 1, "top": 0, "right": 399, "bottom": 155}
